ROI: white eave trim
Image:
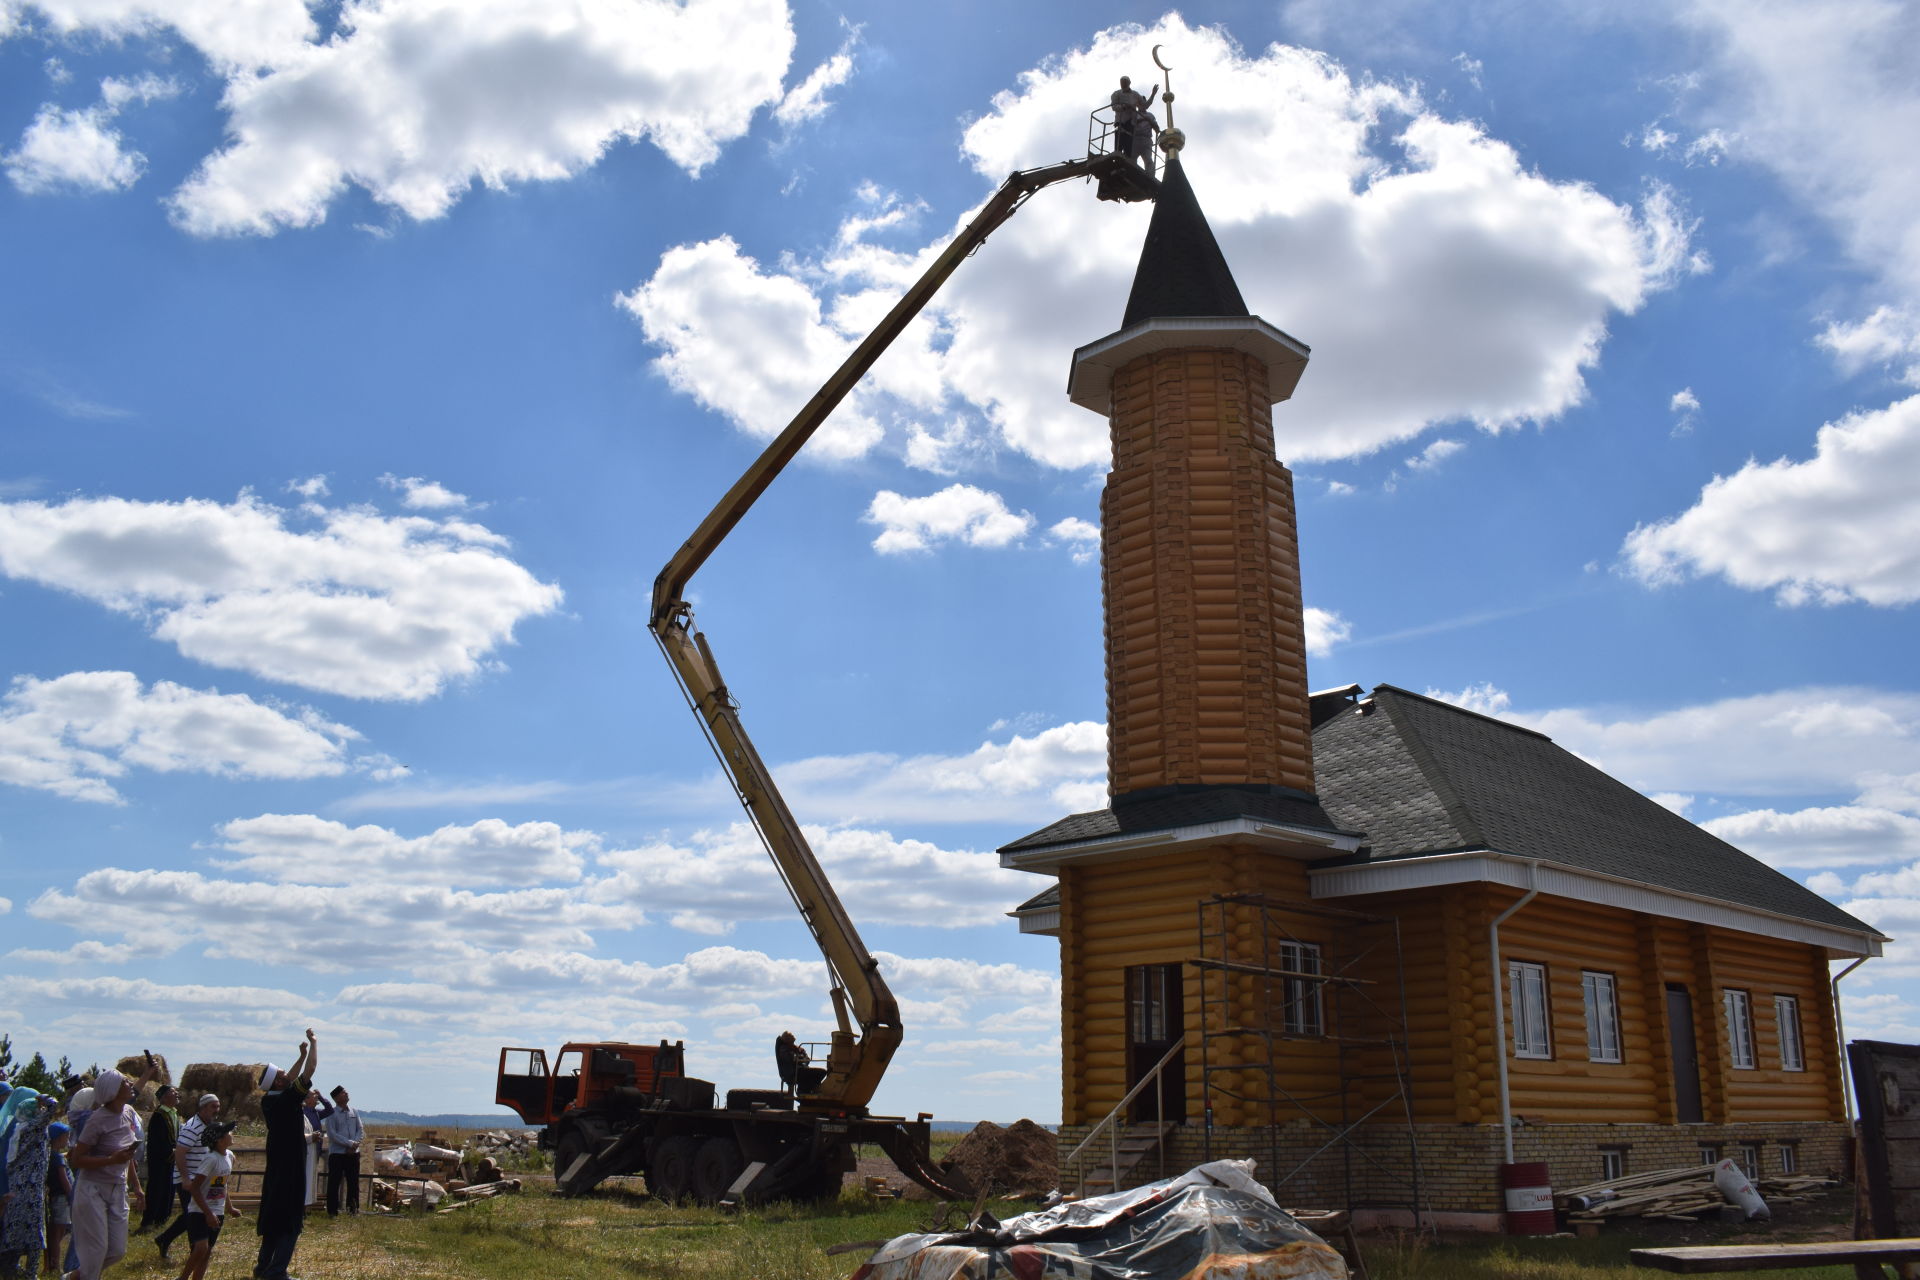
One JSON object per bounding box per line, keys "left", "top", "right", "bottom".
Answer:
{"left": 1014, "top": 908, "right": 1061, "bottom": 936}
{"left": 1309, "top": 850, "right": 1886, "bottom": 958}
{"left": 1000, "top": 815, "right": 1363, "bottom": 873}
{"left": 1067, "top": 315, "right": 1310, "bottom": 415}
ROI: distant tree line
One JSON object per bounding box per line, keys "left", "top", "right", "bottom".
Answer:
{"left": 0, "top": 1032, "right": 87, "bottom": 1094}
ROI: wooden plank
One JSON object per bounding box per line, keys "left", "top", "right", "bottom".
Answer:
{"left": 1629, "top": 1239, "right": 1920, "bottom": 1273}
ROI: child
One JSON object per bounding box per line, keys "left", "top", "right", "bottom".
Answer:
{"left": 178, "top": 1122, "right": 234, "bottom": 1280}
{"left": 44, "top": 1123, "right": 71, "bottom": 1278}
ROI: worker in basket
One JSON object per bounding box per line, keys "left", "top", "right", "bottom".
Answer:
{"left": 774, "top": 1031, "right": 827, "bottom": 1095}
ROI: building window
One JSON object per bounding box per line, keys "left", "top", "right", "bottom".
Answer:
{"left": 1509, "top": 960, "right": 1551, "bottom": 1059}
{"left": 1725, "top": 989, "right": 1756, "bottom": 1069}
{"left": 1279, "top": 941, "right": 1324, "bottom": 1036}
{"left": 1599, "top": 1148, "right": 1628, "bottom": 1181}
{"left": 1775, "top": 994, "right": 1805, "bottom": 1071}
{"left": 1128, "top": 965, "right": 1177, "bottom": 1044}
{"left": 1779, "top": 1143, "right": 1798, "bottom": 1174}
{"left": 1737, "top": 1144, "right": 1763, "bottom": 1180}
{"left": 1582, "top": 970, "right": 1622, "bottom": 1063}
{"left": 1698, "top": 1144, "right": 1722, "bottom": 1166}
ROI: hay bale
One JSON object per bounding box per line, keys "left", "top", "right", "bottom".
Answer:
{"left": 179, "top": 1062, "right": 266, "bottom": 1124}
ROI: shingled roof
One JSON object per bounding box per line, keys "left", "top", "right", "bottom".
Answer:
{"left": 1314, "top": 685, "right": 1877, "bottom": 936}
{"left": 999, "top": 785, "right": 1343, "bottom": 855}
{"left": 1122, "top": 154, "right": 1249, "bottom": 327}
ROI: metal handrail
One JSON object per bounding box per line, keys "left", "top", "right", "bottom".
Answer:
{"left": 1061, "top": 1034, "right": 1184, "bottom": 1196}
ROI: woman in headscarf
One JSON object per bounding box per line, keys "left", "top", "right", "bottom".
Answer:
{"left": 68, "top": 1070, "right": 145, "bottom": 1280}
{"left": 1, "top": 1086, "right": 58, "bottom": 1276}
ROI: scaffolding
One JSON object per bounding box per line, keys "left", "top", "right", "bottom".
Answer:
{"left": 1193, "top": 893, "right": 1429, "bottom": 1223}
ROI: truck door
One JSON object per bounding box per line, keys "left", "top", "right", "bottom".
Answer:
{"left": 495, "top": 1048, "right": 551, "bottom": 1123}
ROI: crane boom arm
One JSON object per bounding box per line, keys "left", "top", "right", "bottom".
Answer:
{"left": 648, "top": 152, "right": 1152, "bottom": 1111}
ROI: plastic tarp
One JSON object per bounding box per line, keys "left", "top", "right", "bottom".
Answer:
{"left": 850, "top": 1159, "right": 1348, "bottom": 1280}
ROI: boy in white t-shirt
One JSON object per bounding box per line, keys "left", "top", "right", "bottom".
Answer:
{"left": 178, "top": 1122, "right": 235, "bottom": 1280}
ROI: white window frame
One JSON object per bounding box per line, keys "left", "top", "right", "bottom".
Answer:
{"left": 1737, "top": 1144, "right": 1763, "bottom": 1180}
{"left": 1582, "top": 970, "right": 1623, "bottom": 1063}
{"left": 1778, "top": 1143, "right": 1798, "bottom": 1174}
{"left": 1509, "top": 960, "right": 1552, "bottom": 1059}
{"left": 1725, "top": 989, "right": 1756, "bottom": 1070}
{"left": 1775, "top": 994, "right": 1805, "bottom": 1071}
{"left": 1599, "top": 1149, "right": 1627, "bottom": 1181}
{"left": 1279, "top": 941, "right": 1324, "bottom": 1037}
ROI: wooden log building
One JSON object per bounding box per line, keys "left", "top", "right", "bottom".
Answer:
{"left": 1001, "top": 146, "right": 1887, "bottom": 1226}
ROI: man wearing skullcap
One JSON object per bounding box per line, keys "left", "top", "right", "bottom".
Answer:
{"left": 254, "top": 1030, "right": 317, "bottom": 1280}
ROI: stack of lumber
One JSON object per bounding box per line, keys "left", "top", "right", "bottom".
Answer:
{"left": 1561, "top": 1166, "right": 1839, "bottom": 1224}
{"left": 1563, "top": 1166, "right": 1725, "bottom": 1222}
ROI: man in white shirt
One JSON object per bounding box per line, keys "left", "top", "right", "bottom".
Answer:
{"left": 321, "top": 1086, "right": 364, "bottom": 1217}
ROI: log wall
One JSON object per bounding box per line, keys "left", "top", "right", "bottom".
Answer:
{"left": 1099, "top": 347, "right": 1315, "bottom": 798}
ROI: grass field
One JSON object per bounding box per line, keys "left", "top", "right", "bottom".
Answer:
{"left": 114, "top": 1188, "right": 1867, "bottom": 1280}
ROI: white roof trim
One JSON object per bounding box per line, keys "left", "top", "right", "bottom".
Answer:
{"left": 1015, "top": 908, "right": 1061, "bottom": 936}
{"left": 1067, "top": 315, "right": 1310, "bottom": 415}
{"left": 1309, "top": 851, "right": 1885, "bottom": 958}
{"left": 1000, "top": 815, "right": 1363, "bottom": 873}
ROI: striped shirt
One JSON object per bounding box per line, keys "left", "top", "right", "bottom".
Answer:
{"left": 174, "top": 1114, "right": 211, "bottom": 1188}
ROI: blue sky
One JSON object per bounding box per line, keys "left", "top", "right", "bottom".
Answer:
{"left": 2, "top": 0, "right": 1916, "bottom": 1122}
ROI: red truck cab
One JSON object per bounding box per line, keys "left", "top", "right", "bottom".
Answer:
{"left": 495, "top": 1041, "right": 687, "bottom": 1125}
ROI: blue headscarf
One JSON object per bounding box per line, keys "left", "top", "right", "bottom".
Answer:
{"left": 0, "top": 1085, "right": 39, "bottom": 1179}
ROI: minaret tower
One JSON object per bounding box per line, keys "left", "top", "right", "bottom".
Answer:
{"left": 1069, "top": 147, "right": 1316, "bottom": 807}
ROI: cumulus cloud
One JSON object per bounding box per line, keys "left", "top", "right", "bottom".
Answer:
{"left": 771, "top": 720, "right": 1108, "bottom": 825}
{"left": 864, "top": 484, "right": 1034, "bottom": 553}
{"left": 0, "top": 670, "right": 361, "bottom": 803}
{"left": 1304, "top": 607, "right": 1351, "bottom": 656}
{"left": 627, "top": 15, "right": 1689, "bottom": 472}
{"left": 1670, "top": 386, "right": 1700, "bottom": 434}
{"left": 592, "top": 822, "right": 1033, "bottom": 932}
{"left": 142, "top": 0, "right": 795, "bottom": 235}
{"left": 1047, "top": 516, "right": 1100, "bottom": 564}
{"left": 7, "top": 0, "right": 321, "bottom": 71}
{"left": 0, "top": 491, "right": 562, "bottom": 699}
{"left": 773, "top": 26, "right": 858, "bottom": 127}
{"left": 1404, "top": 438, "right": 1463, "bottom": 471}
{"left": 1703, "top": 805, "right": 1920, "bottom": 871}
{"left": 1622, "top": 394, "right": 1920, "bottom": 606}
{"left": 1821, "top": 306, "right": 1920, "bottom": 387}
{"left": 380, "top": 473, "right": 469, "bottom": 510}
{"left": 211, "top": 814, "right": 594, "bottom": 886}
{"left": 4, "top": 102, "right": 143, "bottom": 193}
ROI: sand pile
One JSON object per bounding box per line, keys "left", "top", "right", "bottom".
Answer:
{"left": 180, "top": 1062, "right": 268, "bottom": 1124}
{"left": 940, "top": 1120, "right": 1058, "bottom": 1199}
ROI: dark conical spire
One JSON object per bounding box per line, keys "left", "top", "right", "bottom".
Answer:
{"left": 1121, "top": 154, "right": 1249, "bottom": 327}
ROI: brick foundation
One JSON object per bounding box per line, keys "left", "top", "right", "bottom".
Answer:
{"left": 1057, "top": 1120, "right": 1847, "bottom": 1213}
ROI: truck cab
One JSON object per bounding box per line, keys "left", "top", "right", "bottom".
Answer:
{"left": 495, "top": 1041, "right": 688, "bottom": 1125}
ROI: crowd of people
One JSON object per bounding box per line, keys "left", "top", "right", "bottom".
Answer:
{"left": 0, "top": 1031, "right": 364, "bottom": 1280}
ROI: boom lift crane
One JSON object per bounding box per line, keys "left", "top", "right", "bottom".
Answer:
{"left": 497, "top": 140, "right": 1156, "bottom": 1207}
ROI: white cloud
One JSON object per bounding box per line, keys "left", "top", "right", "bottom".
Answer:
{"left": 211, "top": 813, "right": 593, "bottom": 886}
{"left": 1683, "top": 129, "right": 1730, "bottom": 166}
{"left": 379, "top": 473, "right": 469, "bottom": 510}
{"left": 1304, "top": 607, "right": 1351, "bottom": 656}
{"left": 770, "top": 720, "right": 1107, "bottom": 825}
{"left": 53, "top": 0, "right": 802, "bottom": 234}
{"left": 773, "top": 30, "right": 856, "bottom": 127}
{"left": 0, "top": 670, "right": 360, "bottom": 804}
{"left": 285, "top": 475, "right": 329, "bottom": 499}
{"left": 4, "top": 102, "right": 143, "bottom": 193}
{"left": 1639, "top": 123, "right": 1677, "bottom": 152}
{"left": 1434, "top": 682, "right": 1920, "bottom": 800}
{"left": 864, "top": 484, "right": 1034, "bottom": 553}
{"left": 1325, "top": 479, "right": 1355, "bottom": 496}
{"left": 593, "top": 822, "right": 1035, "bottom": 932}
{"left": 1820, "top": 306, "right": 1920, "bottom": 387}
{"left": 1404, "top": 437, "right": 1463, "bottom": 470}
{"left": 8, "top": 0, "right": 320, "bottom": 71}
{"left": 1046, "top": 516, "right": 1100, "bottom": 564}
{"left": 1622, "top": 394, "right": 1920, "bottom": 606}
{"left": 1451, "top": 52, "right": 1483, "bottom": 91}
{"left": 1669, "top": 386, "right": 1700, "bottom": 435}
{"left": 628, "top": 15, "right": 1689, "bottom": 472}
{"left": 0, "top": 491, "right": 562, "bottom": 699}
{"left": 1650, "top": 792, "right": 1694, "bottom": 816}
{"left": 1703, "top": 805, "right": 1920, "bottom": 871}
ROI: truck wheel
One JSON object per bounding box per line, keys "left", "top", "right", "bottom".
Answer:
{"left": 554, "top": 1130, "right": 597, "bottom": 1196}
{"left": 650, "top": 1135, "right": 700, "bottom": 1203}
{"left": 692, "top": 1136, "right": 746, "bottom": 1204}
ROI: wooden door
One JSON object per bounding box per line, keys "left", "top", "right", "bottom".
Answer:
{"left": 1127, "top": 963, "right": 1186, "bottom": 1124}
{"left": 1666, "top": 984, "right": 1704, "bottom": 1124}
